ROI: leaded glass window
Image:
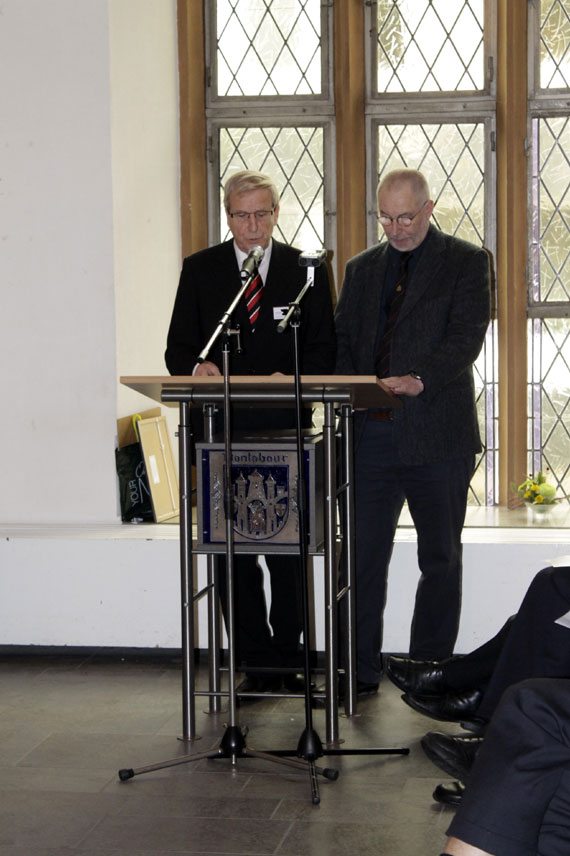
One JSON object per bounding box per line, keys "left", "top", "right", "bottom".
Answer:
{"left": 531, "top": 117, "right": 570, "bottom": 304}
{"left": 539, "top": 0, "right": 570, "bottom": 89}
{"left": 529, "top": 318, "right": 570, "bottom": 502}
{"left": 376, "top": 122, "right": 486, "bottom": 244}
{"left": 218, "top": 125, "right": 325, "bottom": 249}
{"left": 528, "top": 1, "right": 570, "bottom": 503}
{"left": 206, "top": 1, "right": 333, "bottom": 255}
{"left": 373, "top": 0, "right": 486, "bottom": 95}
{"left": 214, "top": 0, "right": 324, "bottom": 97}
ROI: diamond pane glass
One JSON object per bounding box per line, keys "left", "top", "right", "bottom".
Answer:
{"left": 377, "top": 123, "right": 485, "bottom": 244}
{"left": 219, "top": 126, "right": 324, "bottom": 248}
{"left": 540, "top": 0, "right": 570, "bottom": 89}
{"left": 469, "top": 322, "right": 498, "bottom": 506}
{"left": 216, "top": 0, "right": 322, "bottom": 96}
{"left": 376, "top": 0, "right": 484, "bottom": 93}
{"left": 377, "top": 121, "right": 493, "bottom": 504}
{"left": 533, "top": 117, "right": 570, "bottom": 302}
{"left": 528, "top": 318, "right": 570, "bottom": 505}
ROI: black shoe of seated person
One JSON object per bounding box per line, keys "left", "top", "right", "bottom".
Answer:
{"left": 386, "top": 655, "right": 447, "bottom": 695}
{"left": 402, "top": 688, "right": 483, "bottom": 723}
{"left": 433, "top": 779, "right": 466, "bottom": 807}
{"left": 421, "top": 731, "right": 483, "bottom": 780}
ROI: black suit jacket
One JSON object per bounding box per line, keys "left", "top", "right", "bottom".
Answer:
{"left": 334, "top": 225, "right": 491, "bottom": 464}
{"left": 165, "top": 239, "right": 336, "bottom": 433}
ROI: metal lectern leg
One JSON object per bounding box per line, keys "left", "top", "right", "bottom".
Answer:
{"left": 323, "top": 400, "right": 339, "bottom": 745}
{"left": 340, "top": 404, "right": 358, "bottom": 718}
{"left": 179, "top": 400, "right": 197, "bottom": 741}
{"left": 203, "top": 405, "right": 223, "bottom": 715}
{"left": 206, "top": 554, "right": 222, "bottom": 713}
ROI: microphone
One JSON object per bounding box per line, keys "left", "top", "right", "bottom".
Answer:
{"left": 299, "top": 248, "right": 327, "bottom": 267}
{"left": 241, "top": 245, "right": 264, "bottom": 278}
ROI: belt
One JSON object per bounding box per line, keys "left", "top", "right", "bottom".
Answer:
{"left": 367, "top": 409, "right": 393, "bottom": 421}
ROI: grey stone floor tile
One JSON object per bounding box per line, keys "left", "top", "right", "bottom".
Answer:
{"left": 104, "top": 768, "right": 253, "bottom": 797}
{"left": 279, "top": 818, "right": 447, "bottom": 855}
{"left": 0, "top": 765, "right": 115, "bottom": 793}
{"left": 0, "top": 808, "right": 101, "bottom": 849}
{"left": 17, "top": 733, "right": 207, "bottom": 770}
{"left": 80, "top": 814, "right": 292, "bottom": 853}
{"left": 113, "top": 792, "right": 280, "bottom": 818}
{"left": 0, "top": 655, "right": 460, "bottom": 855}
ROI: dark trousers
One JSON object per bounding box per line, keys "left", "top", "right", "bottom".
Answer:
{"left": 353, "top": 419, "right": 473, "bottom": 682}
{"left": 448, "top": 678, "right": 570, "bottom": 856}
{"left": 439, "top": 567, "right": 570, "bottom": 724}
{"left": 218, "top": 553, "right": 302, "bottom": 672}
{"left": 443, "top": 615, "right": 514, "bottom": 690}
{"left": 476, "top": 566, "right": 570, "bottom": 721}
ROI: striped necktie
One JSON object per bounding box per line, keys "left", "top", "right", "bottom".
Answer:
{"left": 244, "top": 272, "right": 263, "bottom": 329}
{"left": 375, "top": 252, "right": 411, "bottom": 378}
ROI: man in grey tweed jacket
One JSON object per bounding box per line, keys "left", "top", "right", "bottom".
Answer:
{"left": 335, "top": 169, "right": 491, "bottom": 694}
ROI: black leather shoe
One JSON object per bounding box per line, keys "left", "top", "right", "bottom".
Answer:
{"left": 386, "top": 656, "right": 446, "bottom": 695}
{"left": 433, "top": 780, "right": 465, "bottom": 807}
{"left": 402, "top": 688, "right": 482, "bottom": 723}
{"left": 421, "top": 731, "right": 484, "bottom": 780}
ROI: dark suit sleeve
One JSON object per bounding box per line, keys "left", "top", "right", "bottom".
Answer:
{"left": 165, "top": 255, "right": 205, "bottom": 375}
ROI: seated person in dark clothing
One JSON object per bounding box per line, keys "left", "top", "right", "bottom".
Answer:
{"left": 438, "top": 678, "right": 570, "bottom": 856}
{"left": 387, "top": 565, "right": 570, "bottom": 785}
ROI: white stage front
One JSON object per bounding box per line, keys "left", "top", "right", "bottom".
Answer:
{"left": 2, "top": 507, "right": 569, "bottom": 655}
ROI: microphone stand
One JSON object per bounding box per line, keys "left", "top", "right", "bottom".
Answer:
{"left": 276, "top": 263, "right": 325, "bottom": 796}
{"left": 274, "top": 258, "right": 411, "bottom": 802}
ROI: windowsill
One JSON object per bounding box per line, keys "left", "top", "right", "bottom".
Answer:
{"left": 1, "top": 504, "right": 569, "bottom": 543}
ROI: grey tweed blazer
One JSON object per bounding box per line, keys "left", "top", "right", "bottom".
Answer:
{"left": 334, "top": 224, "right": 491, "bottom": 465}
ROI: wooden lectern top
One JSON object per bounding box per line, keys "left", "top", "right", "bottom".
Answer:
{"left": 120, "top": 375, "right": 401, "bottom": 411}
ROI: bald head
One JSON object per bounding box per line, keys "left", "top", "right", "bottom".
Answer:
{"left": 377, "top": 168, "right": 430, "bottom": 201}
{"left": 377, "top": 169, "right": 434, "bottom": 251}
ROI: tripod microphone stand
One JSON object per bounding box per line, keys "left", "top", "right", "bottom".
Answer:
{"left": 268, "top": 252, "right": 410, "bottom": 802}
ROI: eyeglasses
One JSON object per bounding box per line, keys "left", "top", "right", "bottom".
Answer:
{"left": 377, "top": 200, "right": 429, "bottom": 227}
{"left": 228, "top": 209, "right": 275, "bottom": 222}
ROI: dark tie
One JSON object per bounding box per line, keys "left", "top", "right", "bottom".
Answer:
{"left": 375, "top": 252, "right": 411, "bottom": 378}
{"left": 244, "top": 272, "right": 263, "bottom": 329}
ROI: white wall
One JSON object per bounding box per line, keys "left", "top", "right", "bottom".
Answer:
{"left": 109, "top": 0, "right": 182, "bottom": 423}
{"left": 1, "top": 527, "right": 568, "bottom": 653}
{"left": 1, "top": 0, "right": 117, "bottom": 523}
{"left": 0, "top": 0, "right": 180, "bottom": 526}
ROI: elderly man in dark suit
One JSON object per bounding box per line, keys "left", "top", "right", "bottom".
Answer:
{"left": 165, "top": 170, "right": 336, "bottom": 698}
{"left": 334, "top": 168, "right": 490, "bottom": 696}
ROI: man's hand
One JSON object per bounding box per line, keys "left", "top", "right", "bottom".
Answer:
{"left": 195, "top": 361, "right": 221, "bottom": 377}
{"left": 383, "top": 374, "right": 424, "bottom": 397}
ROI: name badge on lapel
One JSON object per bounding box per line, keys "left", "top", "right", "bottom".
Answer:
{"left": 273, "top": 306, "right": 289, "bottom": 320}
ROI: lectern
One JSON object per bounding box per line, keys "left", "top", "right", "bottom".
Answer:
{"left": 121, "top": 374, "right": 400, "bottom": 745}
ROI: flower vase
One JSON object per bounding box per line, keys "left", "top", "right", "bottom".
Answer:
{"left": 526, "top": 503, "right": 552, "bottom": 523}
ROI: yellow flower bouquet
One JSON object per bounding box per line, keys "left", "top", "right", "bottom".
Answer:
{"left": 515, "top": 470, "right": 558, "bottom": 506}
